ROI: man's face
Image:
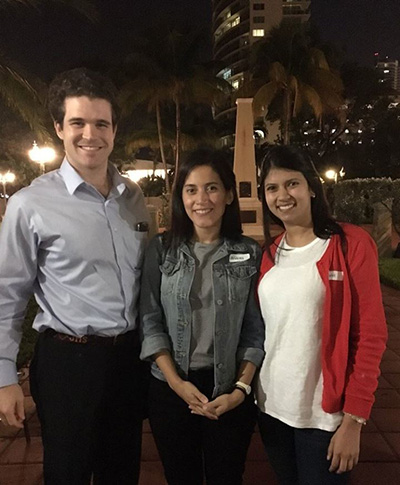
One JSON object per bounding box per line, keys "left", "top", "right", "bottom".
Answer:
{"left": 54, "top": 96, "right": 116, "bottom": 175}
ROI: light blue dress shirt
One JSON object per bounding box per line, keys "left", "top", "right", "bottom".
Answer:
{"left": 0, "top": 159, "right": 149, "bottom": 387}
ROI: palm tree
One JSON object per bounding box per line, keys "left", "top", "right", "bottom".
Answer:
{"left": 0, "top": 0, "right": 97, "bottom": 138}
{"left": 119, "top": 25, "right": 230, "bottom": 191}
{"left": 241, "top": 23, "right": 345, "bottom": 144}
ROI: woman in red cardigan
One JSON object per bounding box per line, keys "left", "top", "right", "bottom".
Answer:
{"left": 256, "top": 145, "right": 387, "bottom": 485}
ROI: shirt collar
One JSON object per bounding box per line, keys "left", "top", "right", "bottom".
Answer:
{"left": 59, "top": 158, "right": 130, "bottom": 196}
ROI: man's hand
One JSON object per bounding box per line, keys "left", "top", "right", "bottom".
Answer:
{"left": 327, "top": 414, "right": 362, "bottom": 474}
{"left": 0, "top": 384, "right": 25, "bottom": 429}
{"left": 190, "top": 389, "right": 245, "bottom": 420}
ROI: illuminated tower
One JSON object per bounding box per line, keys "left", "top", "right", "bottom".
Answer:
{"left": 212, "top": 0, "right": 310, "bottom": 146}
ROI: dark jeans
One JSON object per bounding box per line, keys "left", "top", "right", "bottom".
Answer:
{"left": 148, "top": 370, "right": 257, "bottom": 485}
{"left": 258, "top": 412, "right": 350, "bottom": 485}
{"left": 30, "top": 330, "right": 148, "bottom": 485}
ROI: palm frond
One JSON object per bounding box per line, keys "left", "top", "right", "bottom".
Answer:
{"left": 253, "top": 81, "right": 280, "bottom": 118}
{"left": 0, "top": 61, "right": 49, "bottom": 139}
{"left": 0, "top": 0, "right": 98, "bottom": 21}
{"left": 299, "top": 83, "right": 323, "bottom": 121}
{"left": 308, "top": 48, "right": 330, "bottom": 71}
{"left": 269, "top": 62, "right": 287, "bottom": 84}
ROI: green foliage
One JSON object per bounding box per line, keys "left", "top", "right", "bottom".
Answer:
{"left": 332, "top": 179, "right": 400, "bottom": 229}
{"left": 16, "top": 297, "right": 38, "bottom": 369}
{"left": 118, "top": 24, "right": 230, "bottom": 176}
{"left": 243, "top": 23, "right": 345, "bottom": 144}
{"left": 137, "top": 175, "right": 166, "bottom": 197}
{"left": 379, "top": 258, "right": 400, "bottom": 290}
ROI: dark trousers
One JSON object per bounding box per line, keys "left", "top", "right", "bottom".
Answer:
{"left": 258, "top": 412, "right": 350, "bottom": 485}
{"left": 29, "top": 330, "right": 148, "bottom": 485}
{"left": 148, "top": 370, "right": 257, "bottom": 485}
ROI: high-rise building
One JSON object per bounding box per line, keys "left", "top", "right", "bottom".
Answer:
{"left": 375, "top": 55, "right": 399, "bottom": 92}
{"left": 212, "top": 0, "right": 310, "bottom": 145}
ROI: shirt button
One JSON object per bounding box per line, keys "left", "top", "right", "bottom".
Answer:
{"left": 217, "top": 363, "right": 223, "bottom": 369}
{"left": 217, "top": 299, "right": 223, "bottom": 305}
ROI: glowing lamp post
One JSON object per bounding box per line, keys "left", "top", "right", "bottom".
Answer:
{"left": 325, "top": 169, "right": 338, "bottom": 183}
{"left": 325, "top": 167, "right": 345, "bottom": 184}
{"left": 0, "top": 171, "right": 16, "bottom": 203}
{"left": 29, "top": 141, "right": 56, "bottom": 174}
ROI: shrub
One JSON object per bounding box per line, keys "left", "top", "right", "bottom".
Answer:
{"left": 17, "top": 298, "right": 38, "bottom": 369}
{"left": 137, "top": 175, "right": 166, "bottom": 197}
{"left": 379, "top": 258, "right": 400, "bottom": 290}
{"left": 332, "top": 178, "right": 400, "bottom": 232}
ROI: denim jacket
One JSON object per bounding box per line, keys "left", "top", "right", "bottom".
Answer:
{"left": 140, "top": 234, "right": 265, "bottom": 398}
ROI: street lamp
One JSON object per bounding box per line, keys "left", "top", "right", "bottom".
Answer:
{"left": 28, "top": 141, "right": 56, "bottom": 174}
{"left": 325, "top": 167, "right": 345, "bottom": 184}
{"left": 0, "top": 171, "right": 16, "bottom": 203}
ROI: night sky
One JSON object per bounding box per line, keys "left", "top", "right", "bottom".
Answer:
{"left": 311, "top": 0, "right": 400, "bottom": 65}
{"left": 0, "top": 0, "right": 399, "bottom": 80}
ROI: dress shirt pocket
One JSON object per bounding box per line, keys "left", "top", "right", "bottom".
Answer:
{"left": 129, "top": 230, "right": 148, "bottom": 272}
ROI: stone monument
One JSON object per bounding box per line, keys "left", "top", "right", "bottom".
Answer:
{"left": 233, "top": 98, "right": 263, "bottom": 239}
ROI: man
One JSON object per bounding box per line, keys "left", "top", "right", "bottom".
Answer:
{"left": 0, "top": 68, "right": 149, "bottom": 484}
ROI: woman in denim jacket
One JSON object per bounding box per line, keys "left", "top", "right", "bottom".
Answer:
{"left": 140, "top": 147, "right": 265, "bottom": 485}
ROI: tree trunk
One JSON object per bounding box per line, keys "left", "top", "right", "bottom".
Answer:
{"left": 175, "top": 96, "right": 181, "bottom": 173}
{"left": 156, "top": 101, "right": 170, "bottom": 194}
{"left": 282, "top": 89, "right": 292, "bottom": 145}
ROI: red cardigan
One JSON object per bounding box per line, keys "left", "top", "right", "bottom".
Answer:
{"left": 259, "top": 223, "right": 387, "bottom": 419}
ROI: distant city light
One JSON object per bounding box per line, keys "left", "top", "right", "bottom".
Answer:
{"left": 28, "top": 142, "right": 56, "bottom": 174}
{"left": 0, "top": 171, "right": 16, "bottom": 202}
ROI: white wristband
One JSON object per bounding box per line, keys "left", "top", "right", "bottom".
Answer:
{"left": 344, "top": 412, "right": 367, "bottom": 425}
{"left": 235, "top": 381, "right": 251, "bottom": 395}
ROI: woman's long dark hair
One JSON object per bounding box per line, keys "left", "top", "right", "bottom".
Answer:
{"left": 166, "top": 147, "right": 242, "bottom": 249}
{"left": 257, "top": 145, "right": 345, "bottom": 258}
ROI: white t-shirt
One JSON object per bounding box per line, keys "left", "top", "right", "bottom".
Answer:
{"left": 256, "top": 236, "right": 343, "bottom": 432}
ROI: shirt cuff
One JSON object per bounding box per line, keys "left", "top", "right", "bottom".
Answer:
{"left": 237, "top": 347, "right": 265, "bottom": 368}
{"left": 140, "top": 334, "right": 171, "bottom": 361}
{"left": 0, "top": 360, "right": 19, "bottom": 388}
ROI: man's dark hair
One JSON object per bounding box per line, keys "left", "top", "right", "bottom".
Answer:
{"left": 48, "top": 67, "right": 120, "bottom": 127}
{"left": 166, "top": 147, "right": 242, "bottom": 249}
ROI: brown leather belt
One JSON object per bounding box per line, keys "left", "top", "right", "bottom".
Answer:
{"left": 45, "top": 328, "right": 139, "bottom": 347}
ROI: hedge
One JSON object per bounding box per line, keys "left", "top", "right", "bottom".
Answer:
{"left": 331, "top": 178, "right": 400, "bottom": 232}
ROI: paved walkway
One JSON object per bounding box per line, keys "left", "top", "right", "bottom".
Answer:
{"left": 1, "top": 284, "right": 399, "bottom": 484}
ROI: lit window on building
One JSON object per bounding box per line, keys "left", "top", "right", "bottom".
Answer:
{"left": 253, "top": 16, "right": 265, "bottom": 23}
{"left": 221, "top": 68, "right": 232, "bottom": 80}
{"left": 231, "top": 16, "right": 240, "bottom": 27}
{"left": 214, "top": 15, "right": 240, "bottom": 41}
{"left": 253, "top": 29, "right": 265, "bottom": 37}
{"left": 253, "top": 3, "right": 265, "bottom": 10}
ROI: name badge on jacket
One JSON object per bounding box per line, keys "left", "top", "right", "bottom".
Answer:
{"left": 329, "top": 270, "right": 344, "bottom": 281}
{"left": 229, "top": 253, "right": 250, "bottom": 263}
